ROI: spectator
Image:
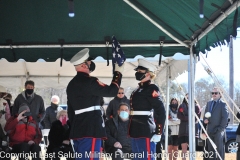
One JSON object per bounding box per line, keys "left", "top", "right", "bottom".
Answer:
{"left": 129, "top": 59, "right": 166, "bottom": 160}
{"left": 203, "top": 87, "right": 228, "bottom": 160}
{"left": 5, "top": 103, "right": 42, "bottom": 160}
{"left": 3, "top": 93, "right": 13, "bottom": 117}
{"left": 12, "top": 80, "right": 45, "bottom": 126}
{"left": 46, "top": 110, "right": 73, "bottom": 160}
{"left": 44, "top": 95, "right": 61, "bottom": 129}
{"left": 106, "top": 87, "right": 130, "bottom": 120}
{"left": 105, "top": 103, "right": 131, "bottom": 160}
{"left": 236, "top": 111, "right": 240, "bottom": 159}
{"left": 0, "top": 86, "right": 11, "bottom": 140}
{"left": 177, "top": 94, "right": 200, "bottom": 160}
{"left": 43, "top": 95, "right": 62, "bottom": 146}
{"left": 168, "top": 98, "right": 180, "bottom": 160}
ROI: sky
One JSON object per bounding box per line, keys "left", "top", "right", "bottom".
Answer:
{"left": 176, "top": 30, "right": 240, "bottom": 85}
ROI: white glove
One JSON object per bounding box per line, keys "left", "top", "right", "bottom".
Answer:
{"left": 150, "top": 134, "right": 161, "bottom": 142}
{"left": 115, "top": 63, "right": 125, "bottom": 74}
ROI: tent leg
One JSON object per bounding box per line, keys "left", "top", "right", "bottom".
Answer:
{"left": 188, "top": 46, "right": 196, "bottom": 160}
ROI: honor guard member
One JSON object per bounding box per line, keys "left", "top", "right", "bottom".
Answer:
{"left": 129, "top": 59, "right": 166, "bottom": 160}
{"left": 67, "top": 48, "right": 125, "bottom": 160}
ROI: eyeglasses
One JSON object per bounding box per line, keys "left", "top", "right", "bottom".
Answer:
{"left": 118, "top": 92, "right": 124, "bottom": 94}
{"left": 211, "top": 92, "right": 219, "bottom": 95}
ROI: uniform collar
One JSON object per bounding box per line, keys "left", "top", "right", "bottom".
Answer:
{"left": 138, "top": 80, "right": 151, "bottom": 88}
{"left": 77, "top": 72, "right": 89, "bottom": 77}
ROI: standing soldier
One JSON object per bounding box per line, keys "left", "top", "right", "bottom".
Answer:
{"left": 67, "top": 48, "right": 125, "bottom": 160}
{"left": 129, "top": 59, "right": 166, "bottom": 160}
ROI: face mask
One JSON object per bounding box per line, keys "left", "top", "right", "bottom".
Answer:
{"left": 89, "top": 61, "right": 96, "bottom": 72}
{"left": 119, "top": 111, "right": 129, "bottom": 120}
{"left": 135, "top": 72, "right": 146, "bottom": 81}
{"left": 51, "top": 102, "right": 59, "bottom": 109}
{"left": 85, "top": 61, "right": 96, "bottom": 72}
{"left": 170, "top": 104, "right": 178, "bottom": 109}
{"left": 25, "top": 89, "right": 34, "bottom": 95}
{"left": 59, "top": 116, "right": 68, "bottom": 126}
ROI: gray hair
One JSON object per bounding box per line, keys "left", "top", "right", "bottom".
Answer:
{"left": 56, "top": 110, "right": 68, "bottom": 120}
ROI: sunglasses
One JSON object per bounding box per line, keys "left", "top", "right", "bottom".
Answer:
{"left": 211, "top": 92, "right": 219, "bottom": 95}
{"left": 118, "top": 92, "right": 124, "bottom": 94}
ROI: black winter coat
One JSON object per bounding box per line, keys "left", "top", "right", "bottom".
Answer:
{"left": 236, "top": 112, "right": 240, "bottom": 135}
{"left": 43, "top": 103, "right": 58, "bottom": 129}
{"left": 105, "top": 116, "right": 131, "bottom": 153}
{"left": 66, "top": 71, "right": 122, "bottom": 139}
{"left": 177, "top": 102, "right": 200, "bottom": 137}
{"left": 129, "top": 80, "right": 166, "bottom": 138}
{"left": 47, "top": 120, "right": 71, "bottom": 153}
{"left": 106, "top": 96, "right": 130, "bottom": 120}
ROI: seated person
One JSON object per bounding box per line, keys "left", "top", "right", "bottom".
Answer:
{"left": 105, "top": 103, "right": 132, "bottom": 160}
{"left": 46, "top": 110, "right": 73, "bottom": 160}
{"left": 4, "top": 103, "right": 42, "bottom": 160}
{"left": 0, "top": 125, "right": 11, "bottom": 160}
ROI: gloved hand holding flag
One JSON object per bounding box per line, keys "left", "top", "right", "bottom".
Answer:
{"left": 112, "top": 36, "right": 126, "bottom": 74}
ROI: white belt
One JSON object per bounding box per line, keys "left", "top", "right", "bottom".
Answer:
{"left": 75, "top": 106, "right": 101, "bottom": 115}
{"left": 131, "top": 111, "right": 152, "bottom": 116}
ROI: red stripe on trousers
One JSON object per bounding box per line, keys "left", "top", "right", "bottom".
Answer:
{"left": 146, "top": 138, "right": 151, "bottom": 160}
{"left": 90, "top": 138, "right": 96, "bottom": 160}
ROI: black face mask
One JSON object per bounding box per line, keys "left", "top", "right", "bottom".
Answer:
{"left": 51, "top": 102, "right": 59, "bottom": 109}
{"left": 89, "top": 61, "right": 95, "bottom": 72}
{"left": 170, "top": 104, "right": 178, "bottom": 109}
{"left": 25, "top": 89, "right": 34, "bottom": 95}
{"left": 85, "top": 61, "right": 96, "bottom": 72}
{"left": 135, "top": 72, "right": 146, "bottom": 81}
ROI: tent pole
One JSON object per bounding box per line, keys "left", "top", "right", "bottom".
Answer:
{"left": 191, "top": 1, "right": 240, "bottom": 45}
{"left": 229, "top": 35, "right": 234, "bottom": 124}
{"left": 0, "top": 43, "right": 185, "bottom": 49}
{"left": 188, "top": 46, "right": 196, "bottom": 160}
{"left": 164, "top": 65, "right": 170, "bottom": 159}
{"left": 123, "top": 0, "right": 189, "bottom": 48}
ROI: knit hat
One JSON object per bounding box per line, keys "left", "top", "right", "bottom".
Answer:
{"left": 18, "top": 103, "right": 30, "bottom": 114}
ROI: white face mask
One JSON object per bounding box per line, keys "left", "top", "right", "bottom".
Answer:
{"left": 119, "top": 111, "right": 129, "bottom": 120}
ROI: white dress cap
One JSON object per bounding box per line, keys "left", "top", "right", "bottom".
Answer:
{"left": 135, "top": 58, "right": 157, "bottom": 72}
{"left": 70, "top": 48, "right": 90, "bottom": 66}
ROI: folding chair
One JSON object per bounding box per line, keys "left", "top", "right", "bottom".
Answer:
{"left": 40, "top": 129, "right": 50, "bottom": 150}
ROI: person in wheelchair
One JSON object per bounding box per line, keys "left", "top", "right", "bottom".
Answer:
{"left": 46, "top": 110, "right": 73, "bottom": 160}
{"left": 5, "top": 103, "right": 42, "bottom": 160}
{"left": 105, "top": 103, "right": 132, "bottom": 160}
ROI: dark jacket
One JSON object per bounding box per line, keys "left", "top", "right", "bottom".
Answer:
{"left": 105, "top": 116, "right": 131, "bottom": 153}
{"left": 236, "top": 112, "right": 240, "bottom": 135}
{"left": 106, "top": 96, "right": 130, "bottom": 120}
{"left": 43, "top": 103, "right": 59, "bottom": 129}
{"left": 12, "top": 91, "right": 45, "bottom": 123}
{"left": 129, "top": 80, "right": 166, "bottom": 138}
{"left": 66, "top": 71, "right": 122, "bottom": 139}
{"left": 47, "top": 120, "right": 71, "bottom": 153}
{"left": 203, "top": 99, "right": 228, "bottom": 135}
{"left": 177, "top": 102, "right": 200, "bottom": 137}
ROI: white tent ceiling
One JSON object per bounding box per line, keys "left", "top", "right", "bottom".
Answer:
{"left": 0, "top": 54, "right": 189, "bottom": 90}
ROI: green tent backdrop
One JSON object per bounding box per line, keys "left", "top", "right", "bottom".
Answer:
{"left": 0, "top": 0, "right": 239, "bottom": 62}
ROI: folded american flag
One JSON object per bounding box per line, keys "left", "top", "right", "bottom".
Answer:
{"left": 112, "top": 35, "right": 126, "bottom": 67}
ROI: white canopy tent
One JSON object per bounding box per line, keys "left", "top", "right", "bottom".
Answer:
{"left": 0, "top": 53, "right": 190, "bottom": 155}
